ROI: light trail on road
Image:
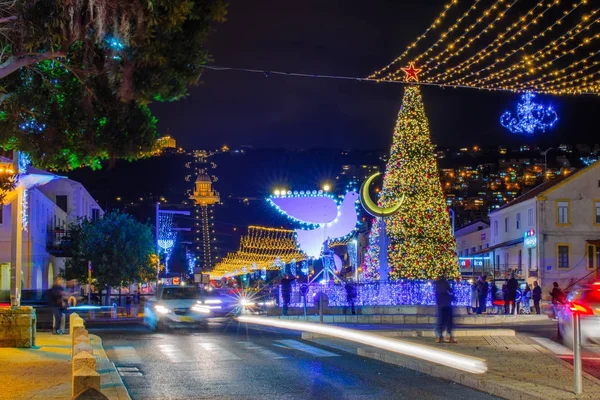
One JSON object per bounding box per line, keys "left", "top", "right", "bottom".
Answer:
{"left": 237, "top": 316, "right": 488, "bottom": 374}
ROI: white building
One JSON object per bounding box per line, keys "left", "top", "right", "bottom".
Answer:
{"left": 454, "top": 220, "right": 491, "bottom": 277}
{"left": 0, "top": 160, "right": 102, "bottom": 294}
{"left": 489, "top": 161, "right": 600, "bottom": 292}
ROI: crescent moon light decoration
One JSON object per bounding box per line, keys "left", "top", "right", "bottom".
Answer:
{"left": 360, "top": 172, "right": 405, "bottom": 217}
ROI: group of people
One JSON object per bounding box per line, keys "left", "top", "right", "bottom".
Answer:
{"left": 468, "top": 274, "right": 545, "bottom": 316}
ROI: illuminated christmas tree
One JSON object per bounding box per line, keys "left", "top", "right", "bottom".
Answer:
{"left": 364, "top": 85, "right": 459, "bottom": 280}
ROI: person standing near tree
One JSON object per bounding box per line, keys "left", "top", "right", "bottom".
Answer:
{"left": 435, "top": 276, "right": 456, "bottom": 344}
{"left": 280, "top": 274, "right": 295, "bottom": 316}
{"left": 507, "top": 273, "right": 519, "bottom": 315}
{"left": 477, "top": 275, "right": 488, "bottom": 315}
{"left": 345, "top": 278, "right": 357, "bottom": 315}
{"left": 469, "top": 279, "right": 479, "bottom": 315}
{"left": 532, "top": 281, "right": 542, "bottom": 315}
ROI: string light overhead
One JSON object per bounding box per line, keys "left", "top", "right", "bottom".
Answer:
{"left": 370, "top": 0, "right": 600, "bottom": 95}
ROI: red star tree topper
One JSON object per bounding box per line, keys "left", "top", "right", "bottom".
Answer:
{"left": 402, "top": 62, "right": 422, "bottom": 82}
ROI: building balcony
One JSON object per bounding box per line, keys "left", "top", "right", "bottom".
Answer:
{"left": 46, "top": 228, "right": 72, "bottom": 257}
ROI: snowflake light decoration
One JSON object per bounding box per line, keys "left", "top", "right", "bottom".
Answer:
{"left": 500, "top": 92, "right": 558, "bottom": 135}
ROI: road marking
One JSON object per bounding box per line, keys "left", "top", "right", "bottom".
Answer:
{"left": 531, "top": 337, "right": 572, "bottom": 355}
{"left": 199, "top": 342, "right": 241, "bottom": 361}
{"left": 275, "top": 339, "right": 340, "bottom": 357}
{"left": 158, "top": 344, "right": 191, "bottom": 363}
{"left": 110, "top": 345, "right": 142, "bottom": 364}
{"left": 117, "top": 366, "right": 143, "bottom": 377}
{"left": 237, "top": 341, "right": 286, "bottom": 359}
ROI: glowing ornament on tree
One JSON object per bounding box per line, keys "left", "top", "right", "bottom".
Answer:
{"left": 500, "top": 92, "right": 557, "bottom": 135}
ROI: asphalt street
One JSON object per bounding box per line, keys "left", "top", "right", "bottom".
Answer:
{"left": 93, "top": 321, "right": 499, "bottom": 400}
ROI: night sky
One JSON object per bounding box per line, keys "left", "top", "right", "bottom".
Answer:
{"left": 151, "top": 0, "right": 600, "bottom": 151}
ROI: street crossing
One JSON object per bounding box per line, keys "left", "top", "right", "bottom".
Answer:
{"left": 105, "top": 337, "right": 340, "bottom": 365}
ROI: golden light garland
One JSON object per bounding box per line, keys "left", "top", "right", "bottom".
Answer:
{"left": 371, "top": 0, "right": 599, "bottom": 95}
{"left": 211, "top": 226, "right": 306, "bottom": 278}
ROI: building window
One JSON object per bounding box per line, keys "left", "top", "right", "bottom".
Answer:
{"left": 516, "top": 213, "right": 521, "bottom": 230}
{"left": 56, "top": 195, "right": 68, "bottom": 213}
{"left": 458, "top": 250, "right": 462, "bottom": 257}
{"left": 504, "top": 217, "right": 509, "bottom": 233}
{"left": 595, "top": 201, "right": 600, "bottom": 224}
{"left": 493, "top": 220, "right": 498, "bottom": 236}
{"left": 528, "top": 208, "right": 534, "bottom": 226}
{"left": 557, "top": 201, "right": 570, "bottom": 225}
{"left": 557, "top": 245, "right": 570, "bottom": 269}
{"left": 518, "top": 249, "right": 522, "bottom": 270}
{"left": 91, "top": 208, "right": 100, "bottom": 221}
{"left": 588, "top": 245, "right": 595, "bottom": 270}
{"left": 471, "top": 247, "right": 476, "bottom": 253}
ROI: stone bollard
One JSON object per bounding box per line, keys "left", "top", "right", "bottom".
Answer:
{"left": 72, "top": 351, "right": 96, "bottom": 376}
{"left": 69, "top": 313, "right": 80, "bottom": 332}
{"left": 72, "top": 388, "right": 108, "bottom": 399}
{"left": 73, "top": 341, "right": 93, "bottom": 357}
{"left": 72, "top": 366, "right": 101, "bottom": 398}
{"left": 71, "top": 327, "right": 88, "bottom": 346}
{"left": 73, "top": 335, "right": 91, "bottom": 350}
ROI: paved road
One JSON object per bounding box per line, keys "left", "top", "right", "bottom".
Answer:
{"left": 94, "top": 321, "right": 498, "bottom": 400}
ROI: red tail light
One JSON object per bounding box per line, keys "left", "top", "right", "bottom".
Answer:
{"left": 569, "top": 302, "right": 594, "bottom": 315}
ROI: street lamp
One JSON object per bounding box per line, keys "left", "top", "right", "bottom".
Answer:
{"left": 322, "top": 184, "right": 331, "bottom": 192}
{"left": 541, "top": 147, "right": 553, "bottom": 178}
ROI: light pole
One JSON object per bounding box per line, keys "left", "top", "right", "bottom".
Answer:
{"left": 541, "top": 147, "right": 553, "bottom": 179}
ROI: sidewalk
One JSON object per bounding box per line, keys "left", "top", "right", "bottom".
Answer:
{"left": 302, "top": 328, "right": 600, "bottom": 400}
{"left": 0, "top": 332, "right": 130, "bottom": 400}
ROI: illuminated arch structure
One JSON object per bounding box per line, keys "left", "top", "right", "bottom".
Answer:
{"left": 211, "top": 226, "right": 306, "bottom": 279}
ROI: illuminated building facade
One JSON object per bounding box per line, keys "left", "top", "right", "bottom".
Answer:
{"left": 190, "top": 172, "right": 220, "bottom": 271}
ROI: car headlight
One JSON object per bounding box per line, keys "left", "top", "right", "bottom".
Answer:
{"left": 154, "top": 305, "right": 171, "bottom": 314}
{"left": 204, "top": 299, "right": 222, "bottom": 305}
{"left": 240, "top": 298, "right": 255, "bottom": 307}
{"left": 191, "top": 305, "right": 211, "bottom": 314}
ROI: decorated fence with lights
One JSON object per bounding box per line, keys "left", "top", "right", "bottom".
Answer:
{"left": 280, "top": 281, "right": 492, "bottom": 308}
{"left": 211, "top": 226, "right": 307, "bottom": 278}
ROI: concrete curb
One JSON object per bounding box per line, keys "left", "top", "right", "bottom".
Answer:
{"left": 90, "top": 334, "right": 132, "bottom": 400}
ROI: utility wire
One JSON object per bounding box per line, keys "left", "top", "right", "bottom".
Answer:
{"left": 199, "top": 64, "right": 513, "bottom": 93}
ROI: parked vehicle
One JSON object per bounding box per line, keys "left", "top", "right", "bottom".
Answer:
{"left": 557, "top": 283, "right": 600, "bottom": 347}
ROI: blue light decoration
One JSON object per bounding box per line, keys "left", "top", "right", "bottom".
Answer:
{"left": 300, "top": 261, "right": 309, "bottom": 276}
{"left": 347, "top": 239, "right": 358, "bottom": 269}
{"left": 290, "top": 258, "right": 297, "bottom": 276}
{"left": 157, "top": 213, "right": 176, "bottom": 273}
{"left": 500, "top": 92, "right": 558, "bottom": 135}
{"left": 186, "top": 250, "right": 196, "bottom": 275}
{"left": 280, "top": 281, "right": 492, "bottom": 308}
{"left": 19, "top": 118, "right": 46, "bottom": 134}
{"left": 261, "top": 266, "right": 267, "bottom": 280}
{"left": 18, "top": 151, "right": 31, "bottom": 231}
{"left": 105, "top": 35, "right": 125, "bottom": 51}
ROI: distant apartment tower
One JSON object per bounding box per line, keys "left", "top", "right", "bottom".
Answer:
{"left": 190, "top": 172, "right": 220, "bottom": 271}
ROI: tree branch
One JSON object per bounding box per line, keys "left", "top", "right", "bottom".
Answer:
{"left": 0, "top": 51, "right": 66, "bottom": 80}
{"left": 0, "top": 16, "right": 16, "bottom": 24}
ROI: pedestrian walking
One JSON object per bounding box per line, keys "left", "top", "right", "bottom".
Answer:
{"left": 344, "top": 278, "right": 357, "bottom": 315}
{"left": 502, "top": 279, "right": 510, "bottom": 314}
{"left": 521, "top": 283, "right": 531, "bottom": 314}
{"left": 532, "top": 281, "right": 542, "bottom": 314}
{"left": 477, "top": 275, "right": 488, "bottom": 315}
{"left": 507, "top": 273, "right": 519, "bottom": 315}
{"left": 469, "top": 280, "right": 479, "bottom": 315}
{"left": 435, "top": 276, "right": 456, "bottom": 344}
{"left": 549, "top": 282, "right": 565, "bottom": 320}
{"left": 49, "top": 278, "right": 65, "bottom": 335}
{"left": 280, "top": 274, "right": 295, "bottom": 316}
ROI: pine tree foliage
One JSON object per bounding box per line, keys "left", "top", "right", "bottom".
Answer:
{"left": 363, "top": 85, "right": 460, "bottom": 280}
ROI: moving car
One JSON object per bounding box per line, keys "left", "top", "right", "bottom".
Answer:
{"left": 557, "top": 283, "right": 600, "bottom": 347}
{"left": 144, "top": 285, "right": 239, "bottom": 330}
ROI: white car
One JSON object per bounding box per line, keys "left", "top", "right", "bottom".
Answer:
{"left": 145, "top": 285, "right": 215, "bottom": 330}
{"left": 557, "top": 284, "right": 600, "bottom": 347}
